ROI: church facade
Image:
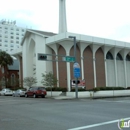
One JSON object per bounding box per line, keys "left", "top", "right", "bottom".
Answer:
{"left": 11, "top": 0, "right": 130, "bottom": 91}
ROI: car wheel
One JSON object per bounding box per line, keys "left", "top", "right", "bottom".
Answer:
{"left": 25, "top": 94, "right": 28, "bottom": 98}
{"left": 33, "top": 94, "right": 37, "bottom": 98}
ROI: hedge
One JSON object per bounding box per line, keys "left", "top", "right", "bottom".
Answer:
{"left": 46, "top": 87, "right": 67, "bottom": 92}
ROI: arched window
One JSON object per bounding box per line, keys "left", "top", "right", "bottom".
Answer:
{"left": 116, "top": 53, "right": 123, "bottom": 60}
{"left": 106, "top": 51, "right": 113, "bottom": 60}
{"left": 126, "top": 54, "right": 130, "bottom": 61}
{"left": 1, "top": 77, "right": 5, "bottom": 86}
{"left": 11, "top": 74, "right": 15, "bottom": 86}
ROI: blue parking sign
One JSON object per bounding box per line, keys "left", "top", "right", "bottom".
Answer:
{"left": 73, "top": 63, "right": 81, "bottom": 78}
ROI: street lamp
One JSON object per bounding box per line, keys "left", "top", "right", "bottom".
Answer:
{"left": 69, "top": 36, "right": 78, "bottom": 99}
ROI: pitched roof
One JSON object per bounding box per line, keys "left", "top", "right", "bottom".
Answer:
{"left": 29, "top": 29, "right": 56, "bottom": 36}
{"left": 21, "top": 29, "right": 57, "bottom": 45}
{"left": 8, "top": 59, "right": 19, "bottom": 70}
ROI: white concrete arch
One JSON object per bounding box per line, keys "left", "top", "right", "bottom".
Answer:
{"left": 109, "top": 47, "right": 123, "bottom": 87}
{"left": 102, "top": 46, "right": 113, "bottom": 86}
{"left": 27, "top": 34, "right": 35, "bottom": 50}
{"left": 47, "top": 43, "right": 60, "bottom": 55}
{"left": 58, "top": 41, "right": 73, "bottom": 55}
{"left": 90, "top": 44, "right": 101, "bottom": 88}
{"left": 28, "top": 38, "right": 36, "bottom": 77}
{"left": 47, "top": 44, "right": 60, "bottom": 87}
{"left": 58, "top": 41, "right": 73, "bottom": 91}
{"left": 78, "top": 42, "right": 90, "bottom": 80}
{"left": 120, "top": 49, "right": 130, "bottom": 87}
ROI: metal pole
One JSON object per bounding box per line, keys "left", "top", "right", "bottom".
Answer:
{"left": 69, "top": 36, "right": 78, "bottom": 99}
{"left": 73, "top": 37, "right": 78, "bottom": 99}
{"left": 73, "top": 37, "right": 76, "bottom": 61}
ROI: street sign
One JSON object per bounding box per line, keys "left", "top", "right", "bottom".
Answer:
{"left": 73, "top": 62, "right": 81, "bottom": 78}
{"left": 62, "top": 56, "right": 75, "bottom": 62}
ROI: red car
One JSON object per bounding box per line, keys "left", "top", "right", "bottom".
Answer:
{"left": 25, "top": 87, "right": 47, "bottom": 98}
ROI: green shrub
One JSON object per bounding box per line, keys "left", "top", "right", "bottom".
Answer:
{"left": 92, "top": 86, "right": 125, "bottom": 92}
{"left": 46, "top": 87, "right": 51, "bottom": 91}
{"left": 93, "top": 87, "right": 100, "bottom": 92}
{"left": 61, "top": 88, "right": 67, "bottom": 92}
{"left": 46, "top": 87, "right": 67, "bottom": 92}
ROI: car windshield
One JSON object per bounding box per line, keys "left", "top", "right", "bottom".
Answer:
{"left": 38, "top": 87, "right": 45, "bottom": 90}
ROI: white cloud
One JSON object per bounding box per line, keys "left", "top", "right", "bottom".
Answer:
{"left": 0, "top": 0, "right": 130, "bottom": 42}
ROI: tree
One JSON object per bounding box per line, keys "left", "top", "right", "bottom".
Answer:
{"left": 41, "top": 71, "right": 58, "bottom": 97}
{"left": 23, "top": 77, "right": 37, "bottom": 89}
{"left": 0, "top": 51, "right": 13, "bottom": 87}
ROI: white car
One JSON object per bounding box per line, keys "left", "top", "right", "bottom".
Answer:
{"left": 0, "top": 88, "right": 13, "bottom": 96}
{"left": 12, "top": 89, "right": 25, "bottom": 97}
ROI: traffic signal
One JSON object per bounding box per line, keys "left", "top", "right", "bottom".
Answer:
{"left": 40, "top": 55, "right": 47, "bottom": 60}
{"left": 73, "top": 80, "right": 80, "bottom": 84}
{"left": 38, "top": 54, "right": 47, "bottom": 60}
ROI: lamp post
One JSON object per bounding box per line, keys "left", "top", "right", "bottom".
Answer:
{"left": 69, "top": 36, "right": 78, "bottom": 99}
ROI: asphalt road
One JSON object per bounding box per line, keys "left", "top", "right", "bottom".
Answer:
{"left": 0, "top": 96, "right": 130, "bottom": 130}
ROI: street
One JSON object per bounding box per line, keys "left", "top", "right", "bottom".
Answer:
{"left": 0, "top": 96, "right": 130, "bottom": 130}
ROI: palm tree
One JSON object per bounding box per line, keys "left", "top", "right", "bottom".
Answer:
{"left": 0, "top": 51, "right": 13, "bottom": 87}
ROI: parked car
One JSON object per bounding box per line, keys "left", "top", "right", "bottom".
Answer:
{"left": 13, "top": 89, "right": 26, "bottom": 97}
{"left": 25, "top": 87, "right": 47, "bottom": 98}
{"left": 0, "top": 88, "right": 13, "bottom": 96}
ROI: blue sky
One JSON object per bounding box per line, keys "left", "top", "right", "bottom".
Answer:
{"left": 0, "top": 0, "right": 130, "bottom": 42}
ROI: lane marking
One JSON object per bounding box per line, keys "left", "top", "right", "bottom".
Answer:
{"left": 67, "top": 117, "right": 130, "bottom": 130}
{"left": 98, "top": 99, "right": 130, "bottom": 104}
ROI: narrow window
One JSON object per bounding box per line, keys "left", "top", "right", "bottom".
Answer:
{"left": 126, "top": 54, "right": 130, "bottom": 61}
{"left": 106, "top": 51, "right": 113, "bottom": 60}
{"left": 116, "top": 53, "right": 123, "bottom": 60}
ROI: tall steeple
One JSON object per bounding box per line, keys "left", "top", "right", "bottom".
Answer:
{"left": 59, "top": 0, "right": 67, "bottom": 33}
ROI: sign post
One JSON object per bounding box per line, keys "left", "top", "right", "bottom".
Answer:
{"left": 73, "top": 62, "right": 81, "bottom": 99}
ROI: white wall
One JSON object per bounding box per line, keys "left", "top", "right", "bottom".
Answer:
{"left": 28, "top": 36, "right": 35, "bottom": 77}
{"left": 35, "top": 35, "right": 47, "bottom": 86}
{"left": 126, "top": 61, "right": 130, "bottom": 87}
{"left": 45, "top": 46, "right": 53, "bottom": 73}
{"left": 22, "top": 37, "right": 29, "bottom": 78}
{"left": 106, "top": 60, "right": 116, "bottom": 86}
{"left": 117, "top": 61, "right": 125, "bottom": 87}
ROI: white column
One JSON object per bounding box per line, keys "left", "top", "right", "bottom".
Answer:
{"left": 66, "top": 52, "right": 71, "bottom": 91}
{"left": 59, "top": 0, "right": 67, "bottom": 33}
{"left": 104, "top": 58, "right": 108, "bottom": 86}
{"left": 56, "top": 60, "right": 59, "bottom": 87}
{"left": 124, "top": 60, "right": 127, "bottom": 88}
{"left": 93, "top": 56, "right": 97, "bottom": 88}
{"left": 81, "top": 56, "right": 84, "bottom": 79}
{"left": 114, "top": 58, "right": 118, "bottom": 86}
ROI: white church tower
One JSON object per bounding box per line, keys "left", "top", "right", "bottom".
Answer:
{"left": 59, "top": 0, "right": 67, "bottom": 33}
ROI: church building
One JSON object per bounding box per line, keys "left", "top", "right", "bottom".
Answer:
{"left": 11, "top": 0, "right": 130, "bottom": 91}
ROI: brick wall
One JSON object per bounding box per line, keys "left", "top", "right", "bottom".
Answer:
{"left": 83, "top": 46, "right": 94, "bottom": 90}
{"left": 95, "top": 48, "right": 106, "bottom": 87}
{"left": 58, "top": 46, "right": 67, "bottom": 88}
{"left": 52, "top": 46, "right": 106, "bottom": 90}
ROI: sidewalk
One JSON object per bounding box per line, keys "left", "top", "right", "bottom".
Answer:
{"left": 53, "top": 96, "right": 75, "bottom": 100}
